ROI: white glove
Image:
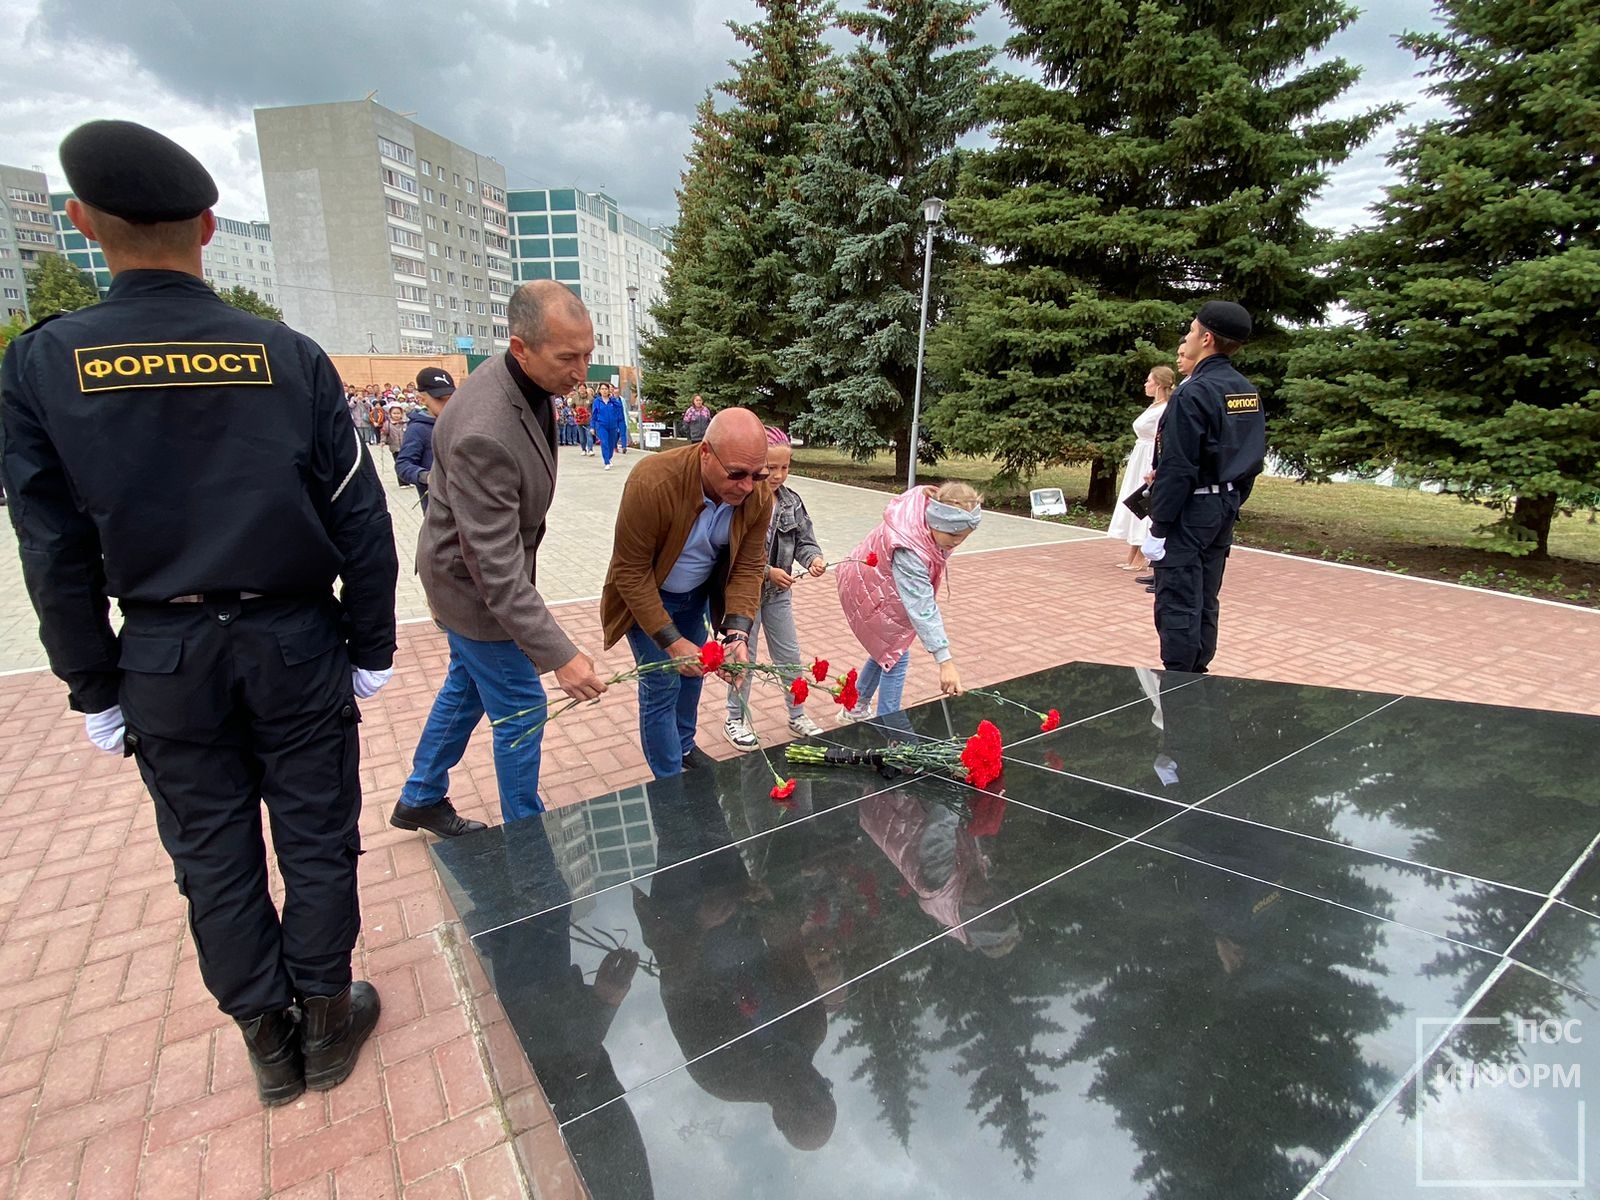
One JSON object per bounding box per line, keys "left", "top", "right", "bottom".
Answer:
{"left": 352, "top": 667, "right": 394, "bottom": 699}
{"left": 1141, "top": 535, "right": 1167, "bottom": 563}
{"left": 85, "top": 706, "right": 126, "bottom": 753}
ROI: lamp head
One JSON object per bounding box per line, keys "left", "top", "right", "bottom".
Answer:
{"left": 922, "top": 196, "right": 946, "bottom": 226}
{"left": 627, "top": 284, "right": 639, "bottom": 301}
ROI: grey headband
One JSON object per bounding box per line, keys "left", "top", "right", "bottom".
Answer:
{"left": 926, "top": 500, "right": 983, "bottom": 533}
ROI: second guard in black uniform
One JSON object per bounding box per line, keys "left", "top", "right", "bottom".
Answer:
{"left": 0, "top": 121, "right": 400, "bottom": 1105}
{"left": 1143, "top": 301, "right": 1265, "bottom": 673}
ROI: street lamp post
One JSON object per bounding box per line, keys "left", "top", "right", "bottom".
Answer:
{"left": 906, "top": 196, "right": 945, "bottom": 490}
{"left": 627, "top": 284, "right": 645, "bottom": 446}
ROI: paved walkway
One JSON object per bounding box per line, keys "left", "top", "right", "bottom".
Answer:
{"left": 1, "top": 449, "right": 1597, "bottom": 1198}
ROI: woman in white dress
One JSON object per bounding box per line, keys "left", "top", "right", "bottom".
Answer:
{"left": 1106, "top": 365, "right": 1177, "bottom": 569}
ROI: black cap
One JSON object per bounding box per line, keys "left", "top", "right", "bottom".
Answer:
{"left": 1196, "top": 300, "right": 1252, "bottom": 343}
{"left": 59, "top": 120, "right": 218, "bottom": 224}
{"left": 416, "top": 367, "right": 456, "bottom": 398}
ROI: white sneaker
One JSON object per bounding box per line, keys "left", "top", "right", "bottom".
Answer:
{"left": 788, "top": 714, "right": 824, "bottom": 737}
{"left": 604, "top": 463, "right": 612, "bottom": 470}
{"left": 722, "top": 718, "right": 760, "bottom": 752}
{"left": 839, "top": 703, "right": 873, "bottom": 724}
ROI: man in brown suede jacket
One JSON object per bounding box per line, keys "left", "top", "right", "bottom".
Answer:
{"left": 601, "top": 408, "right": 773, "bottom": 777}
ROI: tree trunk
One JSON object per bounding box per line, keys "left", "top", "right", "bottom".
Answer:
{"left": 1086, "top": 455, "right": 1118, "bottom": 511}
{"left": 1512, "top": 493, "right": 1555, "bottom": 559}
{"left": 893, "top": 435, "right": 913, "bottom": 486}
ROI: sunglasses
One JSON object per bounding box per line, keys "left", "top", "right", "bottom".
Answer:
{"left": 706, "top": 441, "right": 772, "bottom": 483}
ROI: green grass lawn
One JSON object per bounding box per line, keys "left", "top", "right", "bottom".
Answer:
{"left": 789, "top": 447, "right": 1600, "bottom": 605}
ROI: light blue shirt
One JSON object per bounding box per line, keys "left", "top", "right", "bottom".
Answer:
{"left": 661, "top": 494, "right": 736, "bottom": 593}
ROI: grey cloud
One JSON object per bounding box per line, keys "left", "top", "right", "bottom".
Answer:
{"left": 16, "top": 0, "right": 1456, "bottom": 233}
{"left": 30, "top": 0, "right": 748, "bottom": 221}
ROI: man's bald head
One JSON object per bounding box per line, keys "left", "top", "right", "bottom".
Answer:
{"left": 698, "top": 407, "right": 771, "bottom": 506}
{"left": 704, "top": 407, "right": 767, "bottom": 456}
{"left": 508, "top": 280, "right": 589, "bottom": 348}
{"left": 508, "top": 281, "right": 594, "bottom": 395}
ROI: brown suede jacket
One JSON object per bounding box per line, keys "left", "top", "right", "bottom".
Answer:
{"left": 600, "top": 444, "right": 773, "bottom": 650}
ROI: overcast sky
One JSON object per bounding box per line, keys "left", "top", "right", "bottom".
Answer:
{"left": 1, "top": 0, "right": 1446, "bottom": 234}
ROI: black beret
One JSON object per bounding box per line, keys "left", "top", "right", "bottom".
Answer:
{"left": 1196, "top": 300, "right": 1252, "bottom": 343}
{"left": 60, "top": 120, "right": 218, "bottom": 224}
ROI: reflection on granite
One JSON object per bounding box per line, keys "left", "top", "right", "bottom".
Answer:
{"left": 1202, "top": 696, "right": 1600, "bottom": 892}
{"left": 457, "top": 766, "right": 1121, "bottom": 1125}
{"left": 429, "top": 663, "right": 1600, "bottom": 1199}
{"left": 1317, "top": 967, "right": 1600, "bottom": 1198}
{"left": 561, "top": 843, "right": 1501, "bottom": 1200}
{"left": 1144, "top": 808, "right": 1545, "bottom": 954}
{"left": 1009, "top": 672, "right": 1399, "bottom": 801}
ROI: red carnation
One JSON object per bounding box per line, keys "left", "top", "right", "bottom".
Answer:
{"left": 698, "top": 641, "right": 726, "bottom": 673}
{"left": 1040, "top": 708, "right": 1061, "bottom": 732}
{"left": 810, "top": 658, "right": 829, "bottom": 683}
{"left": 770, "top": 778, "right": 797, "bottom": 802}
{"left": 968, "top": 792, "right": 1006, "bottom": 837}
{"left": 864, "top": 551, "right": 879, "bottom": 567}
{"left": 837, "top": 678, "right": 860, "bottom": 710}
{"left": 789, "top": 676, "right": 810, "bottom": 704}
{"left": 960, "top": 720, "right": 1004, "bottom": 789}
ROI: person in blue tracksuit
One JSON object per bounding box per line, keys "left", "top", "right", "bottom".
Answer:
{"left": 591, "top": 382, "right": 628, "bottom": 469}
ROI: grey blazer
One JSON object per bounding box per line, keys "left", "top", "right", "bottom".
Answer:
{"left": 416, "top": 355, "right": 577, "bottom": 671}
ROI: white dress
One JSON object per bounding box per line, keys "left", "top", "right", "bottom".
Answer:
{"left": 1106, "top": 401, "right": 1166, "bottom": 545}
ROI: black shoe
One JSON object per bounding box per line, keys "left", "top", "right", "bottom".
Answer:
{"left": 1134, "top": 574, "right": 1154, "bottom": 585}
{"left": 301, "top": 982, "right": 381, "bottom": 1091}
{"left": 390, "top": 797, "right": 486, "bottom": 837}
{"left": 682, "top": 746, "right": 718, "bottom": 773}
{"left": 237, "top": 1008, "right": 304, "bottom": 1106}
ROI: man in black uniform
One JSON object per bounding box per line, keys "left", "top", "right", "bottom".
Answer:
{"left": 1143, "top": 300, "right": 1265, "bottom": 674}
{"left": 0, "top": 121, "right": 399, "bottom": 1106}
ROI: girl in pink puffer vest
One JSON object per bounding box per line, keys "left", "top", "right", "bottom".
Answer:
{"left": 834, "top": 482, "right": 982, "bottom": 720}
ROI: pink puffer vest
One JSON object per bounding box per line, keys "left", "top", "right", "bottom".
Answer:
{"left": 836, "top": 486, "right": 950, "bottom": 669}
{"left": 858, "top": 794, "right": 986, "bottom": 946}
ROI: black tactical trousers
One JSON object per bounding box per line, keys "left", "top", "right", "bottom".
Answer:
{"left": 1152, "top": 492, "right": 1241, "bottom": 674}
{"left": 117, "top": 595, "right": 362, "bottom": 1019}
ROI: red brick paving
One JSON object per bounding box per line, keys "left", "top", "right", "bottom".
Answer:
{"left": 0, "top": 539, "right": 1596, "bottom": 1198}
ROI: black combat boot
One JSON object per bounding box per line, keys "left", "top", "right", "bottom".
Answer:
{"left": 301, "top": 981, "right": 382, "bottom": 1091}
{"left": 237, "top": 1007, "right": 304, "bottom": 1106}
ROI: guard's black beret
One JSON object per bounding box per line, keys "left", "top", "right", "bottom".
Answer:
{"left": 1196, "top": 300, "right": 1252, "bottom": 343}
{"left": 59, "top": 120, "right": 218, "bottom": 224}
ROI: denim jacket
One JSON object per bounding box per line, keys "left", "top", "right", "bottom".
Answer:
{"left": 764, "top": 484, "right": 824, "bottom": 601}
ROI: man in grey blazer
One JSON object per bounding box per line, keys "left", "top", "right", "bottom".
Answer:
{"left": 392, "top": 281, "right": 607, "bottom": 836}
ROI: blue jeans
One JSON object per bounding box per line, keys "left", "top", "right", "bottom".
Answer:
{"left": 625, "top": 588, "right": 711, "bottom": 779}
{"left": 577, "top": 426, "right": 593, "bottom": 452}
{"left": 400, "top": 630, "right": 548, "bottom": 823}
{"left": 856, "top": 652, "right": 910, "bottom": 716}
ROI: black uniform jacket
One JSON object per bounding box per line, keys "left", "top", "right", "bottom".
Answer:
{"left": 1148, "top": 353, "right": 1266, "bottom": 538}
{"left": 0, "top": 269, "right": 398, "bottom": 712}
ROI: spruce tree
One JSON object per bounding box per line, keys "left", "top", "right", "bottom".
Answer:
{"left": 780, "top": 0, "right": 992, "bottom": 477}
{"left": 25, "top": 254, "right": 100, "bottom": 320}
{"left": 640, "top": 0, "right": 835, "bottom": 425}
{"left": 216, "top": 284, "right": 283, "bottom": 321}
{"left": 930, "top": 0, "right": 1393, "bottom": 502}
{"left": 1277, "top": 0, "right": 1600, "bottom": 557}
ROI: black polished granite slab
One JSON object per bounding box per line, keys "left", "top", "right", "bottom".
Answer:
{"left": 1198, "top": 695, "right": 1600, "bottom": 893}
{"left": 429, "top": 663, "right": 1600, "bottom": 1199}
